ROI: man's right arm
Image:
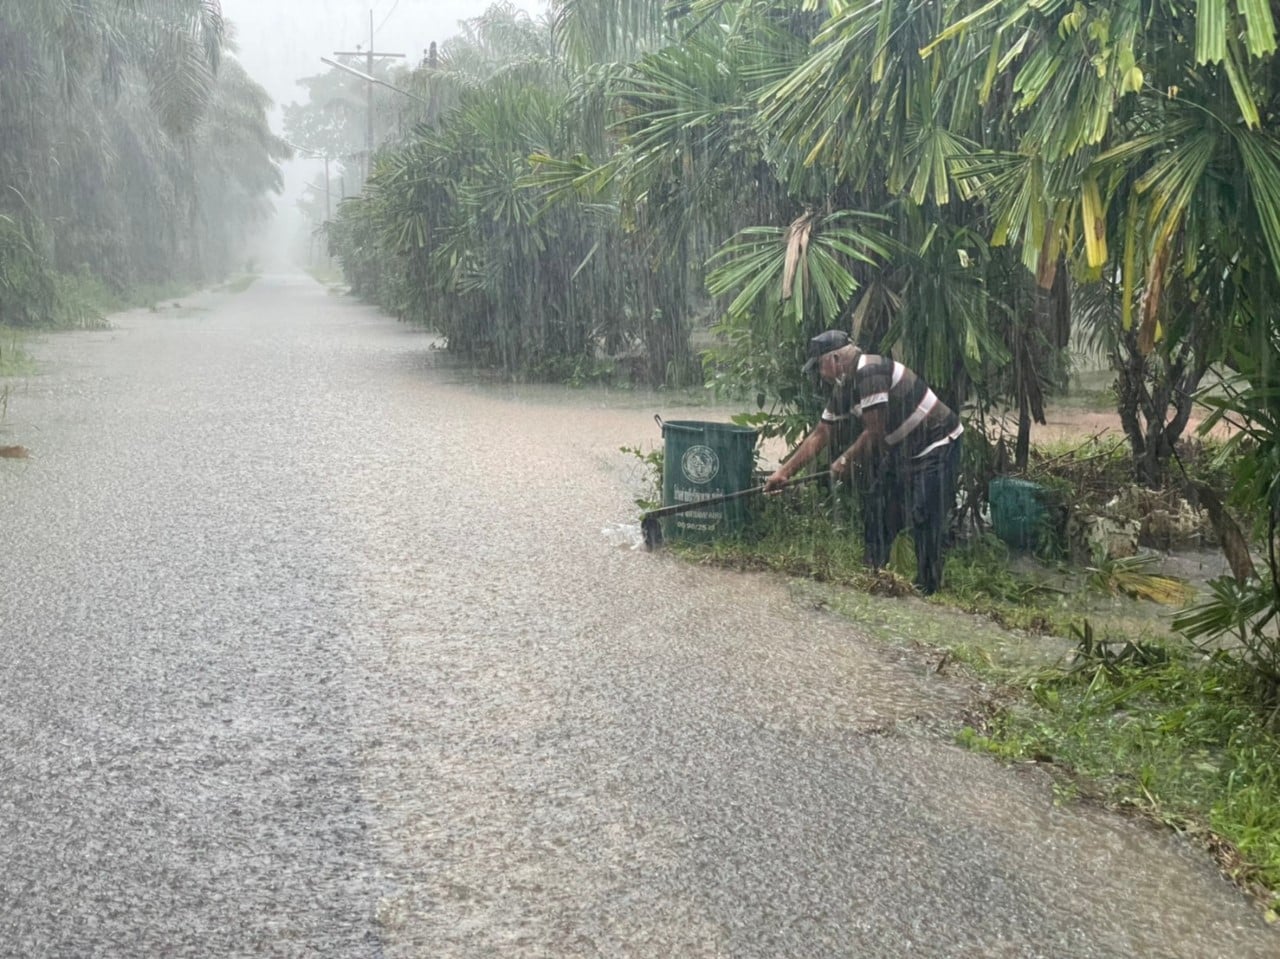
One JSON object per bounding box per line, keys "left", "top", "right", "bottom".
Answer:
{"left": 764, "top": 420, "right": 832, "bottom": 492}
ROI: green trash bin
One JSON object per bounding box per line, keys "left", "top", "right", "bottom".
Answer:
{"left": 989, "top": 477, "right": 1049, "bottom": 550}
{"left": 657, "top": 416, "right": 759, "bottom": 542}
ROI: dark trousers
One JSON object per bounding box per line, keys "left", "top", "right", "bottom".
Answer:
{"left": 862, "top": 438, "right": 961, "bottom": 595}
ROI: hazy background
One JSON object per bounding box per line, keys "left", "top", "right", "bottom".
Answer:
{"left": 218, "top": 0, "right": 546, "bottom": 268}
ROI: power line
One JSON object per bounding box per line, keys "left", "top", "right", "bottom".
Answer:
{"left": 375, "top": 0, "right": 402, "bottom": 36}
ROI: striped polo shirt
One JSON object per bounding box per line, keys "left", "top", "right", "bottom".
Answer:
{"left": 821, "top": 353, "right": 962, "bottom": 459}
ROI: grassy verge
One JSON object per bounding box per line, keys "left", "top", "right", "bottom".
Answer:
{"left": 306, "top": 263, "right": 345, "bottom": 288}
{"left": 107, "top": 280, "right": 201, "bottom": 313}
{"left": 961, "top": 648, "right": 1280, "bottom": 913}
{"left": 0, "top": 327, "right": 36, "bottom": 376}
{"left": 54, "top": 271, "right": 199, "bottom": 324}
{"left": 663, "top": 486, "right": 1280, "bottom": 913}
{"left": 217, "top": 273, "right": 259, "bottom": 295}
{"left": 675, "top": 487, "right": 1082, "bottom": 633}
{"left": 0, "top": 326, "right": 36, "bottom": 424}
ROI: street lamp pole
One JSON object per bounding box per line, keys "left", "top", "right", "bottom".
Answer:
{"left": 319, "top": 57, "right": 426, "bottom": 104}
{"left": 323, "top": 156, "right": 331, "bottom": 222}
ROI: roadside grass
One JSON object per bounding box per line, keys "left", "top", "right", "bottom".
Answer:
{"left": 672, "top": 484, "right": 870, "bottom": 583}
{"left": 645, "top": 464, "right": 1280, "bottom": 911}
{"left": 306, "top": 263, "right": 345, "bottom": 289}
{"left": 57, "top": 270, "right": 196, "bottom": 321}
{"left": 129, "top": 281, "right": 202, "bottom": 312}
{"left": 0, "top": 326, "right": 36, "bottom": 424}
{"left": 0, "top": 327, "right": 36, "bottom": 376}
{"left": 674, "top": 488, "right": 1080, "bottom": 635}
{"left": 218, "top": 273, "right": 258, "bottom": 295}
{"left": 8, "top": 270, "right": 205, "bottom": 329}
{"left": 961, "top": 646, "right": 1280, "bottom": 911}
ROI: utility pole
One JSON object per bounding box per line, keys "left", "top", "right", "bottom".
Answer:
{"left": 425, "top": 41, "right": 440, "bottom": 127}
{"left": 322, "top": 157, "right": 332, "bottom": 222}
{"left": 333, "top": 10, "right": 405, "bottom": 181}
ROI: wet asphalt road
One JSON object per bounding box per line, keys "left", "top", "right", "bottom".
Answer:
{"left": 1, "top": 275, "right": 1276, "bottom": 958}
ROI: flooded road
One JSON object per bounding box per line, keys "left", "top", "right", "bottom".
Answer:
{"left": 1, "top": 275, "right": 1275, "bottom": 957}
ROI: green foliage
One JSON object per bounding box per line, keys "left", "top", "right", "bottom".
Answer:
{"left": 0, "top": 327, "right": 35, "bottom": 377}
{"left": 219, "top": 274, "right": 259, "bottom": 295}
{"left": 1067, "top": 619, "right": 1170, "bottom": 678}
{"left": 0, "top": 214, "right": 61, "bottom": 329}
{"left": 1176, "top": 576, "right": 1280, "bottom": 708}
{"left": 945, "top": 534, "right": 1046, "bottom": 603}
{"left": 620, "top": 443, "right": 663, "bottom": 511}
{"left": 0, "top": 219, "right": 111, "bottom": 330}
{"left": 1085, "top": 551, "right": 1197, "bottom": 606}
{"left": 940, "top": 533, "right": 1073, "bottom": 632}
{"left": 1180, "top": 353, "right": 1280, "bottom": 703}
{"left": 673, "top": 486, "right": 1076, "bottom": 627}
{"left": 701, "top": 210, "right": 898, "bottom": 443}
{"left": 283, "top": 65, "right": 378, "bottom": 171}
{"left": 669, "top": 479, "right": 873, "bottom": 584}
{"left": 706, "top": 213, "right": 890, "bottom": 331}
{"left": 701, "top": 322, "right": 830, "bottom": 447}
{"left": 962, "top": 643, "right": 1280, "bottom": 896}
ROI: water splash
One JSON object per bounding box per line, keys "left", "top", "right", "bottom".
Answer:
{"left": 601, "top": 522, "right": 645, "bottom": 550}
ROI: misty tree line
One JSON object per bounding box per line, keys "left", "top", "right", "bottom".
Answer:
{"left": 0, "top": 0, "right": 289, "bottom": 328}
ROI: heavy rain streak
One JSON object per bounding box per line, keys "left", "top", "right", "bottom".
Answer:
{"left": 3, "top": 2, "right": 1280, "bottom": 958}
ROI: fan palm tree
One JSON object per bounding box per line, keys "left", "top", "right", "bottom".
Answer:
{"left": 923, "top": 0, "right": 1280, "bottom": 483}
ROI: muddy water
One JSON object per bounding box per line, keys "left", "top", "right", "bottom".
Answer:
{"left": 1, "top": 275, "right": 1274, "bottom": 957}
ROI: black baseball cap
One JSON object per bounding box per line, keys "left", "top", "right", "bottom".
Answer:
{"left": 801, "top": 330, "right": 852, "bottom": 373}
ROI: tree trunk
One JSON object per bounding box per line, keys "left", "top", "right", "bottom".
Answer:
{"left": 1188, "top": 482, "right": 1256, "bottom": 584}
{"left": 1117, "top": 331, "right": 1211, "bottom": 488}
{"left": 1115, "top": 337, "right": 1148, "bottom": 473}
{"left": 1015, "top": 386, "right": 1031, "bottom": 471}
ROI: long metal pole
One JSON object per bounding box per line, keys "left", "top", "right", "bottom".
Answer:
{"left": 324, "top": 156, "right": 331, "bottom": 222}
{"left": 366, "top": 10, "right": 375, "bottom": 181}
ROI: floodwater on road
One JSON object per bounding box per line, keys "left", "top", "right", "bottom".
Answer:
{"left": 1, "top": 275, "right": 1275, "bottom": 958}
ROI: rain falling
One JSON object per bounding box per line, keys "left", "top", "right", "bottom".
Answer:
{"left": 3, "top": 2, "right": 1280, "bottom": 956}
